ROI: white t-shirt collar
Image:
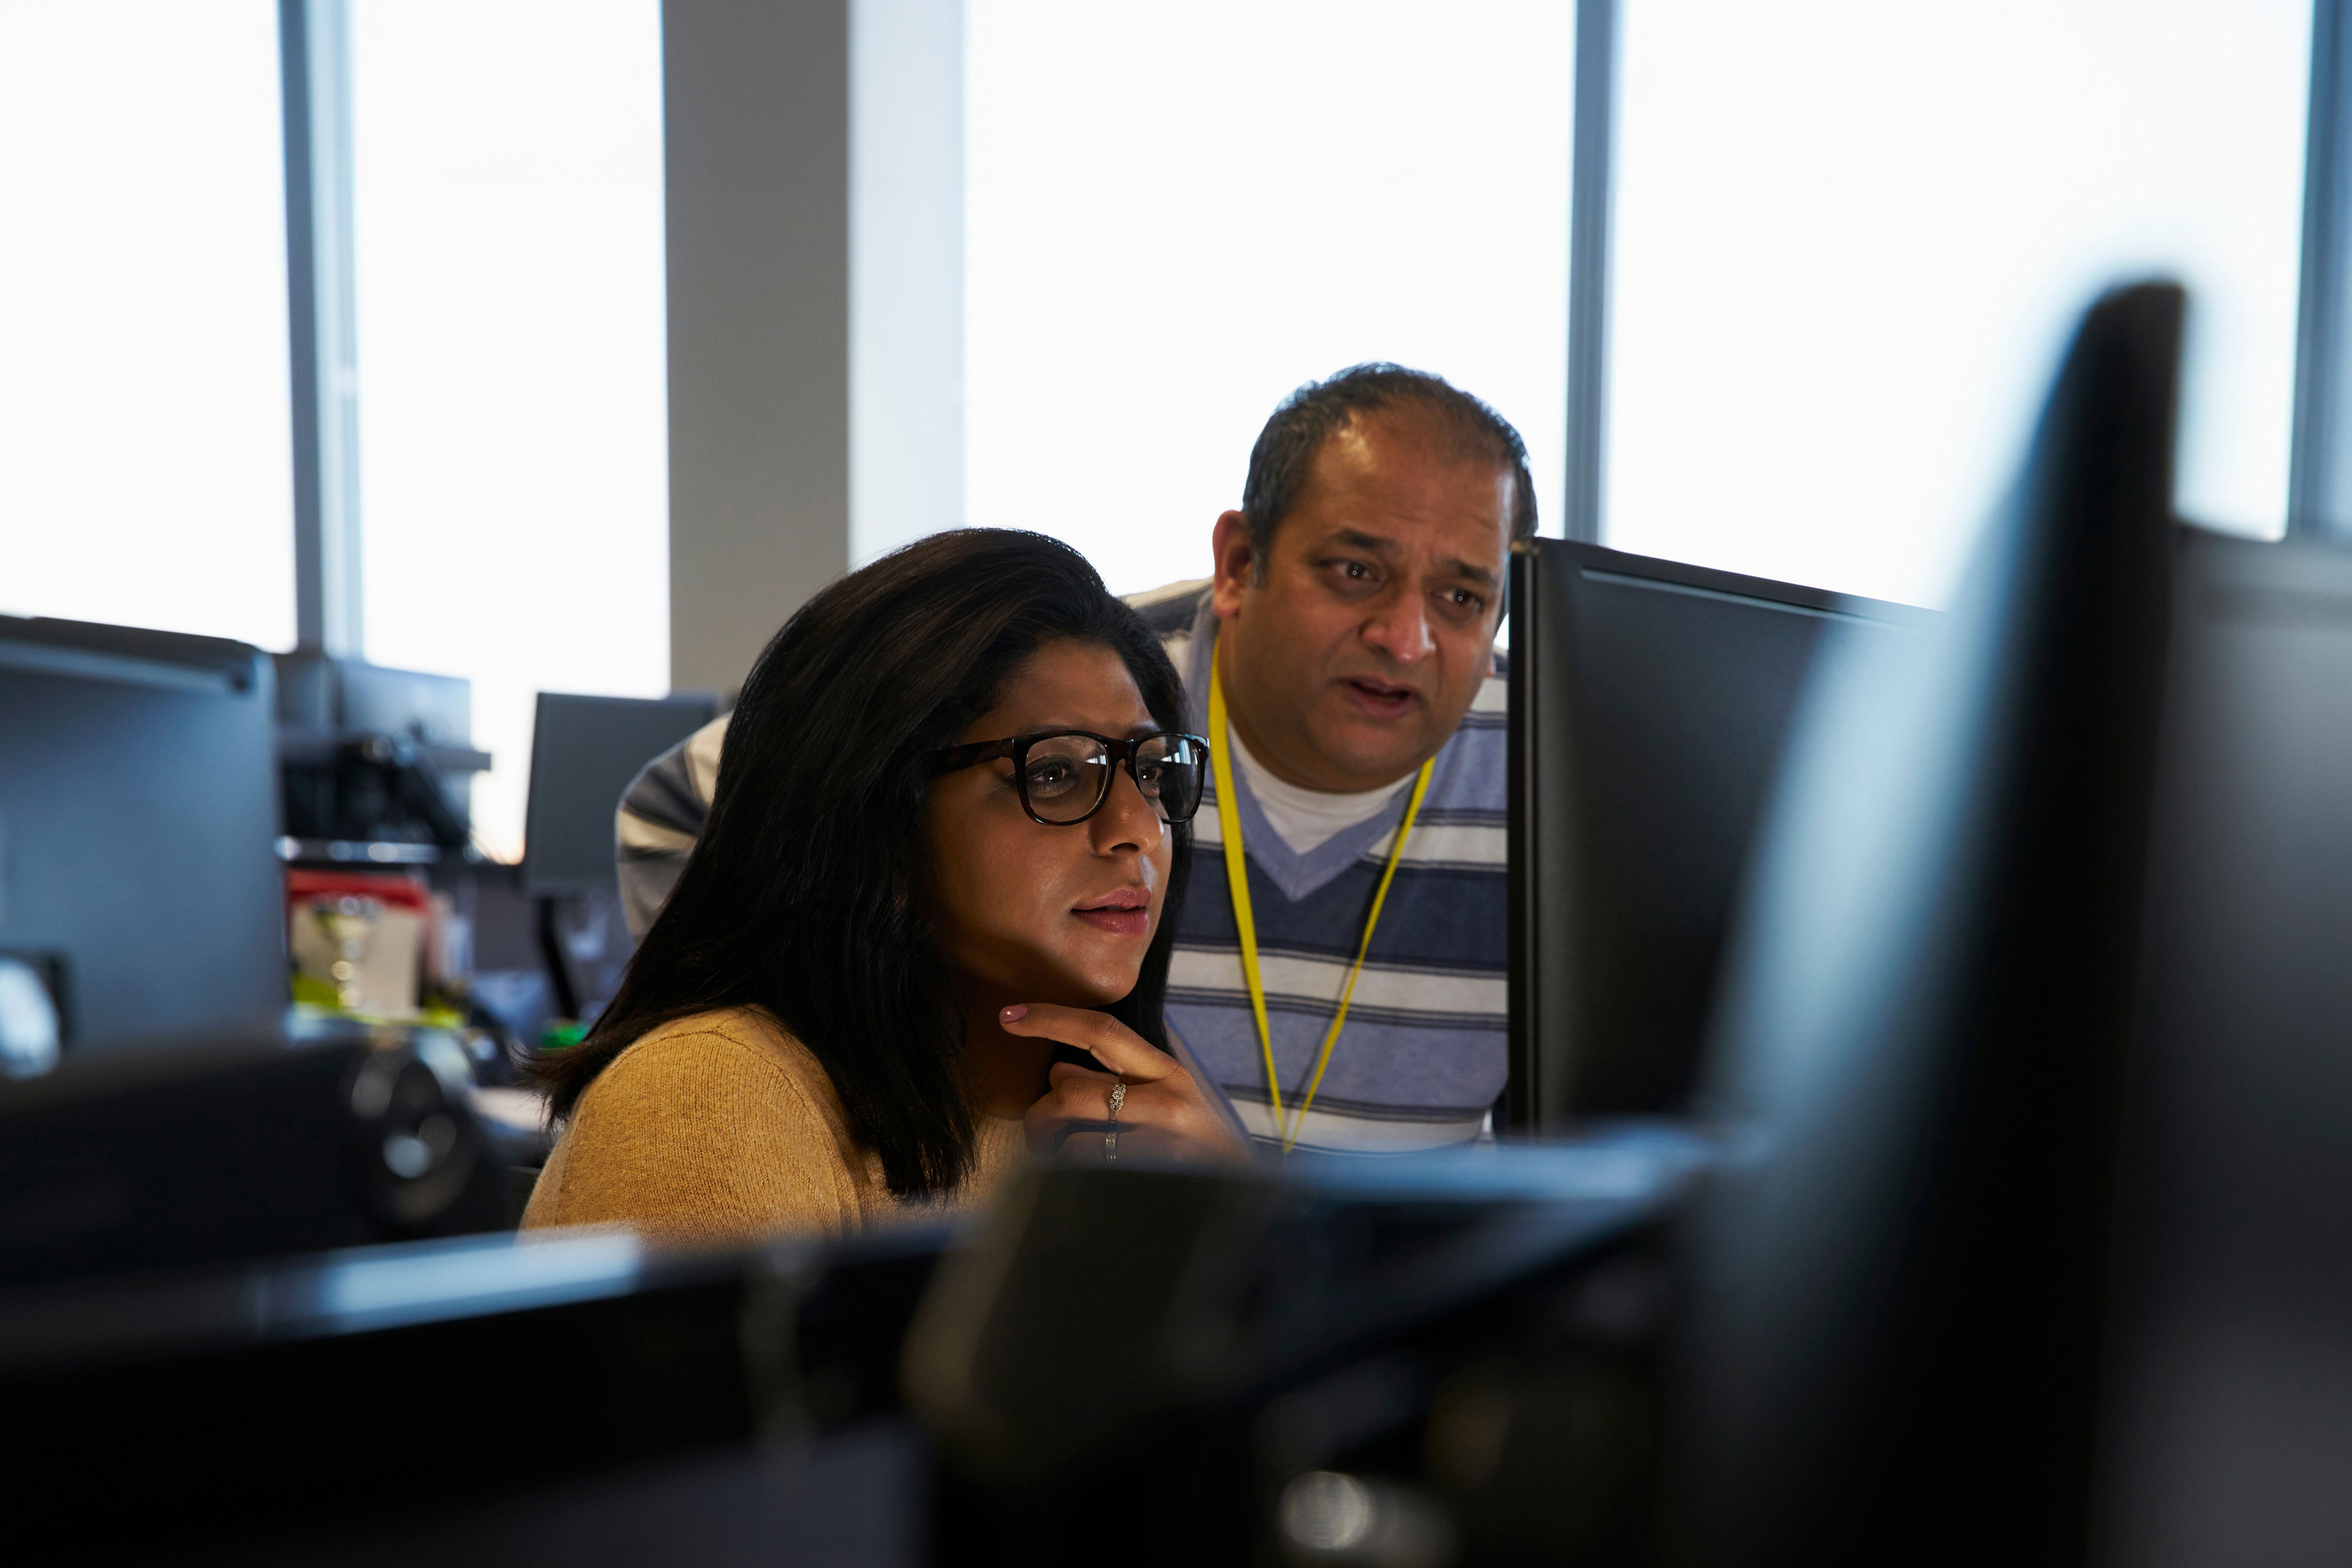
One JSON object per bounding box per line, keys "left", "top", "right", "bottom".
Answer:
{"left": 1223, "top": 723, "right": 1414, "bottom": 856}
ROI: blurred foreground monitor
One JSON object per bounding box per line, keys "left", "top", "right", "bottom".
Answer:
{"left": 0, "top": 1027, "right": 509, "bottom": 1292}
{"left": 0, "top": 1136, "right": 1700, "bottom": 1566}
{"left": 2093, "top": 524, "right": 2352, "bottom": 1562}
{"left": 1680, "top": 282, "right": 2352, "bottom": 1565}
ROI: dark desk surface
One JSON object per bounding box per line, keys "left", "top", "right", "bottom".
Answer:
{"left": 0, "top": 1134, "right": 1709, "bottom": 1566}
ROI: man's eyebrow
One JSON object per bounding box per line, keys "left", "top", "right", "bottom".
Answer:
{"left": 1321, "top": 527, "right": 1498, "bottom": 588}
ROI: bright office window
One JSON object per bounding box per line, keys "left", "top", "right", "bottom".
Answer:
{"left": 1605, "top": 0, "right": 2312, "bottom": 607}
{"left": 963, "top": 0, "right": 1577, "bottom": 598}
{"left": 0, "top": 0, "right": 296, "bottom": 650}
{"left": 350, "top": 0, "right": 670, "bottom": 862}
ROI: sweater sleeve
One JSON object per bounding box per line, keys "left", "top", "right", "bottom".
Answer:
{"left": 521, "top": 1027, "right": 865, "bottom": 1245}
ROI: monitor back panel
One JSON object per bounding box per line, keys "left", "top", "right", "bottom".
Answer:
{"left": 0, "top": 618, "right": 284, "bottom": 1055}
{"left": 1506, "top": 540, "right": 1929, "bottom": 1129}
{"left": 2097, "top": 530, "right": 2352, "bottom": 1561}
{"left": 523, "top": 692, "right": 722, "bottom": 895}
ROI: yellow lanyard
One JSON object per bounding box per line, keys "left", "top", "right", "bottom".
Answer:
{"left": 1208, "top": 641, "right": 1435, "bottom": 1152}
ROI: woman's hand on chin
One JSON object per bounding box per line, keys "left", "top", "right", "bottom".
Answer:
{"left": 1000, "top": 1004, "right": 1250, "bottom": 1166}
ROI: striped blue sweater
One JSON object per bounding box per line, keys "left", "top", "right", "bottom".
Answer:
{"left": 1153, "top": 591, "right": 1508, "bottom": 1153}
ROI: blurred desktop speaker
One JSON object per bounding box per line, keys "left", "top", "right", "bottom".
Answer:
{"left": 0, "top": 1029, "right": 508, "bottom": 1291}
{"left": 524, "top": 692, "right": 722, "bottom": 897}
{"left": 0, "top": 616, "right": 285, "bottom": 1062}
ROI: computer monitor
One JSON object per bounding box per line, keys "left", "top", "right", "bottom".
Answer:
{"left": 1503, "top": 541, "right": 1930, "bottom": 1130}
{"left": 1674, "top": 282, "right": 2186, "bottom": 1562}
{"left": 522, "top": 692, "right": 722, "bottom": 897}
{"left": 2092, "top": 524, "right": 2352, "bottom": 1561}
{"left": 0, "top": 616, "right": 285, "bottom": 1061}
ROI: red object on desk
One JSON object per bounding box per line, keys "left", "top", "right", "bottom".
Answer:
{"left": 285, "top": 869, "right": 431, "bottom": 915}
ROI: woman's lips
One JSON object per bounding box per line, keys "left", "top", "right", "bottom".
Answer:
{"left": 1073, "top": 889, "right": 1150, "bottom": 938}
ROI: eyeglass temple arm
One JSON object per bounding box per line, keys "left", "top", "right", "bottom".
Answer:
{"left": 927, "top": 737, "right": 1017, "bottom": 776}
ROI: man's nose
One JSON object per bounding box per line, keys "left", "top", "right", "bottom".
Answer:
{"left": 1360, "top": 586, "right": 1436, "bottom": 666}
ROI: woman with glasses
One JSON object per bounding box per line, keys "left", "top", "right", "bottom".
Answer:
{"left": 522, "top": 529, "right": 1244, "bottom": 1243}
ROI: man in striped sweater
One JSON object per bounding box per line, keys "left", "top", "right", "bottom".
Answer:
{"left": 618, "top": 364, "right": 1526, "bottom": 1154}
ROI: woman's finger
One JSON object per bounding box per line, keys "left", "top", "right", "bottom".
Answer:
{"left": 1045, "top": 1061, "right": 1115, "bottom": 1090}
{"left": 1019, "top": 1030, "right": 1248, "bottom": 1163}
{"left": 1043, "top": 1062, "right": 1127, "bottom": 1119}
{"left": 1038, "top": 1067, "right": 1191, "bottom": 1126}
{"left": 1067, "top": 1123, "right": 1189, "bottom": 1163}
{"left": 1027, "top": 1073, "right": 1237, "bottom": 1154}
{"left": 999, "top": 1003, "right": 1174, "bottom": 1082}
{"left": 1040, "top": 1061, "right": 1215, "bottom": 1122}
{"left": 1027, "top": 1099, "right": 1218, "bottom": 1163}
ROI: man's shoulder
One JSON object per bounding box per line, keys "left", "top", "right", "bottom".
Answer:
{"left": 1464, "top": 668, "right": 1508, "bottom": 725}
{"left": 1123, "top": 577, "right": 1212, "bottom": 639}
{"left": 1422, "top": 669, "right": 1509, "bottom": 814}
{"left": 620, "top": 711, "right": 731, "bottom": 827}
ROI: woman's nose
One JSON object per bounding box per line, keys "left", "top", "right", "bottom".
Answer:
{"left": 1091, "top": 764, "right": 1164, "bottom": 853}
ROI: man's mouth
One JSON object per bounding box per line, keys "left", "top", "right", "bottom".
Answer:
{"left": 1339, "top": 676, "right": 1420, "bottom": 718}
{"left": 1072, "top": 888, "right": 1151, "bottom": 937}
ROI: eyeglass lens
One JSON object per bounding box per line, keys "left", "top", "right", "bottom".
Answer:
{"left": 1019, "top": 734, "right": 1205, "bottom": 824}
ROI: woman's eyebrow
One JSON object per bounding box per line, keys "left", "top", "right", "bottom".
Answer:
{"left": 1001, "top": 720, "right": 1159, "bottom": 738}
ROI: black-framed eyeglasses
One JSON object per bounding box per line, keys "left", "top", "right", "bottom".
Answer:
{"left": 929, "top": 729, "right": 1210, "bottom": 827}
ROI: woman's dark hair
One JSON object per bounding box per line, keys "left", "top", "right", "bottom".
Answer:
{"left": 532, "top": 529, "right": 1193, "bottom": 1196}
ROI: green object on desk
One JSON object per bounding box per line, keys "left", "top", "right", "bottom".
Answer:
{"left": 538, "top": 1022, "right": 587, "bottom": 1052}
{"left": 290, "top": 974, "right": 343, "bottom": 1009}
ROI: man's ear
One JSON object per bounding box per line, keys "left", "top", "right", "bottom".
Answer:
{"left": 1209, "top": 510, "right": 1254, "bottom": 620}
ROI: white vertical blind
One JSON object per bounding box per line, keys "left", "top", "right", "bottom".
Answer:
{"left": 962, "top": 0, "right": 1577, "bottom": 596}
{"left": 350, "top": 0, "right": 669, "bottom": 861}
{"left": 1605, "top": 0, "right": 2312, "bottom": 607}
{"left": 0, "top": 0, "right": 296, "bottom": 650}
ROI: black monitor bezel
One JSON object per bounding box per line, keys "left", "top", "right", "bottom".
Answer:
{"left": 1503, "top": 538, "right": 1932, "bottom": 1133}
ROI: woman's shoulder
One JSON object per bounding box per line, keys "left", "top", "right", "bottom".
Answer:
{"left": 601, "top": 1005, "right": 835, "bottom": 1097}
{"left": 524, "top": 1005, "right": 869, "bottom": 1241}
{"left": 581, "top": 1005, "right": 858, "bottom": 1150}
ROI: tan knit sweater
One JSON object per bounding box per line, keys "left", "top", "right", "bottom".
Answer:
{"left": 519, "top": 1006, "right": 1028, "bottom": 1245}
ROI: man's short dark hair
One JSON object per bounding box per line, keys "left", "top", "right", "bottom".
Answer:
{"left": 1238, "top": 363, "right": 1538, "bottom": 578}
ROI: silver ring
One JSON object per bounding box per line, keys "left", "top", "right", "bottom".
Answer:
{"left": 1104, "top": 1129, "right": 1118, "bottom": 1163}
{"left": 1106, "top": 1081, "right": 1127, "bottom": 1123}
